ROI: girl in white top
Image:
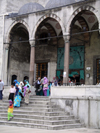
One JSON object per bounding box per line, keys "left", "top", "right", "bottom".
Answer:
{"left": 8, "top": 84, "right": 16, "bottom": 102}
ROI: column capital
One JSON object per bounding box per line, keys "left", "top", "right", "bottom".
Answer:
{"left": 29, "top": 40, "right": 35, "bottom": 47}
{"left": 4, "top": 43, "right": 9, "bottom": 50}
{"left": 63, "top": 35, "right": 70, "bottom": 43}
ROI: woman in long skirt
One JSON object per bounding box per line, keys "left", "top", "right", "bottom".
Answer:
{"left": 14, "top": 84, "right": 21, "bottom": 107}
{"left": 43, "top": 77, "right": 49, "bottom": 96}
{"left": 23, "top": 86, "right": 29, "bottom": 105}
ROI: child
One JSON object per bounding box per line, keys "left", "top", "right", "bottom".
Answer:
{"left": 8, "top": 100, "right": 14, "bottom": 121}
{"left": 8, "top": 84, "right": 16, "bottom": 103}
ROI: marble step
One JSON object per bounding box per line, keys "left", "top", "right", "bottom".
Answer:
{"left": 0, "top": 113, "right": 74, "bottom": 120}
{"left": 0, "top": 103, "right": 58, "bottom": 109}
{"left": 0, "top": 106, "right": 64, "bottom": 112}
{"left": 2, "top": 100, "right": 53, "bottom": 105}
{"left": 0, "top": 120, "right": 84, "bottom": 130}
{"left": 0, "top": 117, "right": 80, "bottom": 125}
{"left": 0, "top": 110, "right": 69, "bottom": 116}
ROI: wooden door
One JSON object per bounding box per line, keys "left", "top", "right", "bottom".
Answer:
{"left": 36, "top": 63, "right": 48, "bottom": 79}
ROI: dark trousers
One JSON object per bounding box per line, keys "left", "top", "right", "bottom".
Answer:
{"left": 0, "top": 90, "right": 2, "bottom": 100}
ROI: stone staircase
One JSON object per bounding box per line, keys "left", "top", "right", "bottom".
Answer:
{"left": 0, "top": 96, "right": 84, "bottom": 130}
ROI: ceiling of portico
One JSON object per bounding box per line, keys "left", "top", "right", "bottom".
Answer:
{"left": 74, "top": 10, "right": 98, "bottom": 30}
{"left": 40, "top": 18, "right": 62, "bottom": 36}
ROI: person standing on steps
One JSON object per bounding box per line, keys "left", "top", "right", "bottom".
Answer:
{"left": 14, "top": 84, "right": 21, "bottom": 107}
{"left": 8, "top": 84, "right": 16, "bottom": 103}
{"left": 0, "top": 79, "right": 4, "bottom": 100}
{"left": 43, "top": 77, "right": 49, "bottom": 96}
{"left": 8, "top": 100, "right": 14, "bottom": 121}
{"left": 35, "top": 77, "right": 41, "bottom": 96}
{"left": 23, "top": 85, "right": 30, "bottom": 105}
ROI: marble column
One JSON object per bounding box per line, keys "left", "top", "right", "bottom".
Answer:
{"left": 4, "top": 43, "right": 9, "bottom": 85}
{"left": 29, "top": 41, "right": 35, "bottom": 85}
{"left": 63, "top": 36, "right": 70, "bottom": 85}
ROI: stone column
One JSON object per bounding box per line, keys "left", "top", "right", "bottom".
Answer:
{"left": 63, "top": 36, "right": 70, "bottom": 85}
{"left": 29, "top": 41, "right": 35, "bottom": 85}
{"left": 4, "top": 43, "right": 9, "bottom": 85}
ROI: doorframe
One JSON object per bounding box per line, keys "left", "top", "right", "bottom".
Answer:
{"left": 93, "top": 55, "right": 100, "bottom": 85}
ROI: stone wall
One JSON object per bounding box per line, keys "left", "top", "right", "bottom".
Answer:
{"left": 0, "top": 16, "right": 4, "bottom": 79}
{"left": 85, "top": 31, "right": 100, "bottom": 85}
{"left": 50, "top": 86, "right": 100, "bottom": 128}
{"left": 51, "top": 96, "right": 100, "bottom": 128}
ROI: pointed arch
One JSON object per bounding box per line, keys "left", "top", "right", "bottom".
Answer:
{"left": 66, "top": 5, "right": 100, "bottom": 33}
{"left": 5, "top": 20, "right": 30, "bottom": 44}
{"left": 31, "top": 13, "right": 65, "bottom": 39}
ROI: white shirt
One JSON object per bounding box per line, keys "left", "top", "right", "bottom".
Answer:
{"left": 10, "top": 87, "right": 16, "bottom": 93}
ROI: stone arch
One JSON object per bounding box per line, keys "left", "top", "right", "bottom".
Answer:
{"left": 6, "top": 20, "right": 30, "bottom": 44}
{"left": 67, "top": 5, "right": 100, "bottom": 34}
{"left": 31, "top": 13, "right": 65, "bottom": 39}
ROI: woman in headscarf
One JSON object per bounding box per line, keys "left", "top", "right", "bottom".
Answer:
{"left": 24, "top": 80, "right": 31, "bottom": 89}
{"left": 23, "top": 86, "right": 30, "bottom": 105}
{"left": 14, "top": 84, "right": 21, "bottom": 107}
{"left": 19, "top": 81, "right": 24, "bottom": 99}
{"left": 14, "top": 80, "right": 19, "bottom": 86}
{"left": 43, "top": 77, "right": 49, "bottom": 96}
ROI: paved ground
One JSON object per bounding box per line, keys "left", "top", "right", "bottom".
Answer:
{"left": 0, "top": 126, "right": 100, "bottom": 133}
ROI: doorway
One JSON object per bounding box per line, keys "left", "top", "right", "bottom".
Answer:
{"left": 36, "top": 63, "right": 48, "bottom": 79}
{"left": 96, "top": 59, "right": 100, "bottom": 83}
{"left": 11, "top": 75, "right": 17, "bottom": 85}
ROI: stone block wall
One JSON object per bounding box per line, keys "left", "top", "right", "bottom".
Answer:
{"left": 51, "top": 96, "right": 100, "bottom": 129}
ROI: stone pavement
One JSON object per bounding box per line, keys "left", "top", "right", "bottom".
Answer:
{"left": 0, "top": 126, "right": 100, "bottom": 133}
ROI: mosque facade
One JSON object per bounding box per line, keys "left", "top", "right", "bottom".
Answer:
{"left": 0, "top": 0, "right": 100, "bottom": 85}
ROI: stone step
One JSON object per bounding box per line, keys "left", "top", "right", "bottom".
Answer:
{"left": 0, "top": 106, "right": 64, "bottom": 112}
{"left": 0, "top": 117, "right": 80, "bottom": 125}
{"left": 0, "top": 120, "right": 83, "bottom": 130}
{"left": 29, "top": 98, "right": 50, "bottom": 101}
{"left": 0, "top": 96, "right": 84, "bottom": 130}
{"left": 0, "top": 113, "right": 74, "bottom": 120}
{"left": 2, "top": 100, "right": 53, "bottom": 105}
{"left": 0, "top": 110, "right": 68, "bottom": 116}
{"left": 0, "top": 103, "right": 58, "bottom": 108}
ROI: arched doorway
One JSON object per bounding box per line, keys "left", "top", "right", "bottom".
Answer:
{"left": 11, "top": 75, "right": 17, "bottom": 85}
{"left": 35, "top": 17, "right": 64, "bottom": 82}
{"left": 69, "top": 10, "right": 99, "bottom": 85}
{"left": 8, "top": 23, "right": 30, "bottom": 84}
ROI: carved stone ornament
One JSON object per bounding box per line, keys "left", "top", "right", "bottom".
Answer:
{"left": 30, "top": 40, "right": 35, "bottom": 47}
{"left": 63, "top": 35, "right": 70, "bottom": 43}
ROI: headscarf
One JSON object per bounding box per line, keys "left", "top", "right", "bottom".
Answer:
{"left": 43, "top": 77, "right": 48, "bottom": 84}
{"left": 19, "top": 81, "right": 24, "bottom": 87}
{"left": 14, "top": 80, "right": 19, "bottom": 86}
{"left": 19, "top": 81, "right": 24, "bottom": 91}
{"left": 25, "top": 81, "right": 31, "bottom": 89}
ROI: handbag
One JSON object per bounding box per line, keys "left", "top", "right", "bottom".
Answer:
{"left": 44, "top": 84, "right": 48, "bottom": 88}
{"left": 28, "top": 90, "right": 31, "bottom": 93}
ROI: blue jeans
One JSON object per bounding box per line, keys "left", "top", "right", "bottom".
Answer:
{"left": 0, "top": 90, "right": 2, "bottom": 100}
